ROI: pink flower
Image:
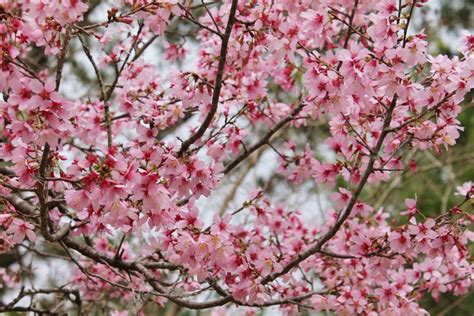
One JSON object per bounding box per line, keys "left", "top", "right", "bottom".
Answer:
{"left": 402, "top": 35, "right": 428, "bottom": 67}
{"left": 251, "top": 248, "right": 281, "bottom": 277}
{"left": 460, "top": 30, "right": 474, "bottom": 52}
{"left": 330, "top": 188, "right": 352, "bottom": 209}
{"left": 389, "top": 231, "right": 411, "bottom": 253}
{"left": 0, "top": 214, "right": 12, "bottom": 226}
{"left": 426, "top": 276, "right": 448, "bottom": 301}
{"left": 350, "top": 235, "right": 372, "bottom": 255}
{"left": 1, "top": 1, "right": 473, "bottom": 313}
{"left": 455, "top": 181, "right": 473, "bottom": 197}
{"left": 401, "top": 197, "right": 418, "bottom": 216}
{"left": 375, "top": 282, "right": 398, "bottom": 307}
{"left": 393, "top": 273, "right": 413, "bottom": 296}
{"left": 408, "top": 218, "right": 438, "bottom": 240}
{"left": 376, "top": 0, "right": 398, "bottom": 17}
{"left": 300, "top": 9, "right": 327, "bottom": 34}
{"left": 211, "top": 214, "right": 233, "bottom": 237}
{"left": 29, "top": 79, "right": 62, "bottom": 109}
{"left": 5, "top": 219, "right": 36, "bottom": 243}
{"left": 164, "top": 42, "right": 186, "bottom": 61}
{"left": 420, "top": 257, "right": 443, "bottom": 280}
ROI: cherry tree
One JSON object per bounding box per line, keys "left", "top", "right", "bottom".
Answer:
{"left": 0, "top": 0, "right": 473, "bottom": 314}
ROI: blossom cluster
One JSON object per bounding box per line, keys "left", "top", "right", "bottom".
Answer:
{"left": 0, "top": 0, "right": 472, "bottom": 314}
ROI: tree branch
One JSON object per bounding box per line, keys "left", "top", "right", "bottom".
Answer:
{"left": 177, "top": 0, "right": 239, "bottom": 156}
{"left": 261, "top": 96, "right": 398, "bottom": 284}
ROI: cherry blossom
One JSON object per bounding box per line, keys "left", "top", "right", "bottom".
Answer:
{"left": 5, "top": 219, "right": 37, "bottom": 244}
{"left": 0, "top": 0, "right": 472, "bottom": 314}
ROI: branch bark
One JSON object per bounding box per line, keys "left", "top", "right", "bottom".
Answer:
{"left": 261, "top": 96, "right": 398, "bottom": 285}
{"left": 177, "top": 0, "right": 239, "bottom": 156}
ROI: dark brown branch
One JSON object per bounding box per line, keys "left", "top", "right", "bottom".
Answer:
{"left": 341, "top": 0, "right": 359, "bottom": 49}
{"left": 201, "top": 0, "right": 222, "bottom": 34}
{"left": 384, "top": 92, "right": 455, "bottom": 133}
{"left": 261, "top": 96, "right": 398, "bottom": 285}
{"left": 224, "top": 102, "right": 305, "bottom": 174}
{"left": 318, "top": 249, "right": 357, "bottom": 259}
{"left": 178, "top": 3, "right": 224, "bottom": 38}
{"left": 100, "top": 24, "right": 144, "bottom": 148}
{"left": 55, "top": 28, "right": 71, "bottom": 90}
{"left": 336, "top": 0, "right": 359, "bottom": 71}
{"left": 0, "top": 166, "right": 15, "bottom": 176}
{"left": 402, "top": 0, "right": 416, "bottom": 48}
{"left": 4, "top": 56, "right": 44, "bottom": 83}
{"left": 177, "top": 0, "right": 239, "bottom": 156}
{"left": 77, "top": 34, "right": 106, "bottom": 100}
{"left": 0, "top": 287, "right": 81, "bottom": 314}
{"left": 36, "top": 144, "right": 71, "bottom": 242}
